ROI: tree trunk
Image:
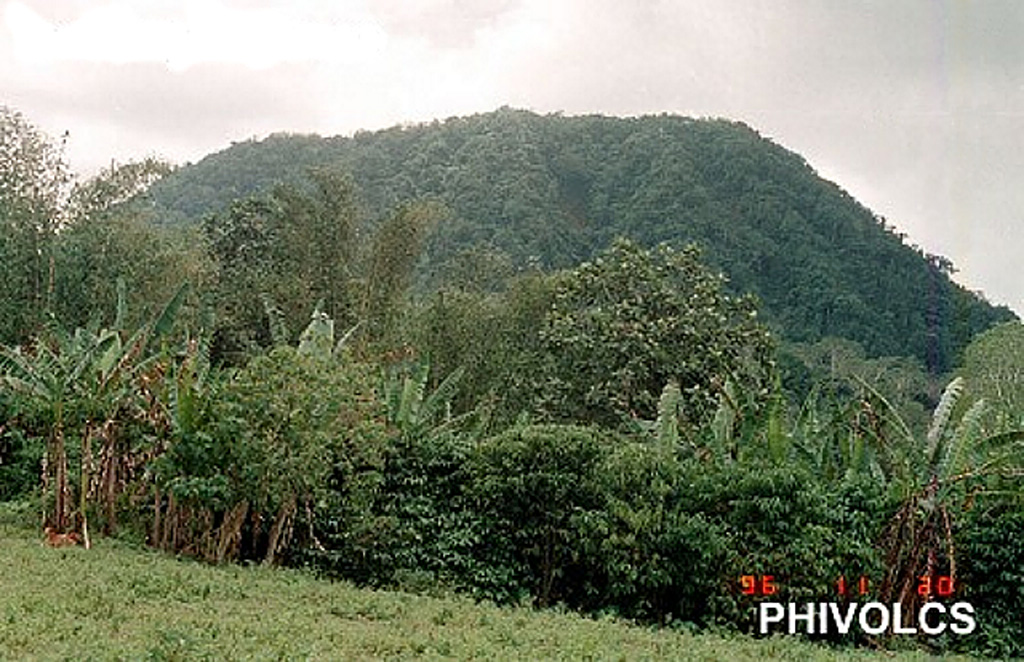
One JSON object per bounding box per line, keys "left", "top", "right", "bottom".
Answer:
{"left": 79, "top": 425, "right": 93, "bottom": 549}
{"left": 52, "top": 418, "right": 69, "bottom": 531}
{"left": 39, "top": 452, "right": 49, "bottom": 529}
{"left": 163, "top": 492, "right": 178, "bottom": 551}
{"left": 99, "top": 425, "right": 119, "bottom": 535}
{"left": 152, "top": 485, "right": 162, "bottom": 548}
{"left": 263, "top": 495, "right": 297, "bottom": 566}
{"left": 216, "top": 501, "right": 249, "bottom": 563}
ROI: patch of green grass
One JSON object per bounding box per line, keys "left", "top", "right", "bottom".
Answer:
{"left": 0, "top": 522, "right": 982, "bottom": 661}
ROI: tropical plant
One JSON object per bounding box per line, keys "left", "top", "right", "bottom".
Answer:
{"left": 0, "top": 281, "right": 188, "bottom": 543}
{"left": 150, "top": 306, "right": 387, "bottom": 565}
{"left": 403, "top": 272, "right": 556, "bottom": 425}
{"left": 863, "top": 377, "right": 1024, "bottom": 613}
{"left": 203, "top": 168, "right": 440, "bottom": 362}
{"left": 958, "top": 320, "right": 1024, "bottom": 429}
{"left": 572, "top": 438, "right": 726, "bottom": 623}
{"left": 54, "top": 207, "right": 208, "bottom": 334}
{"left": 362, "top": 201, "right": 444, "bottom": 341}
{"left": 959, "top": 505, "right": 1024, "bottom": 658}
{"left": 382, "top": 361, "right": 463, "bottom": 440}
{"left": 301, "top": 361, "right": 482, "bottom": 591}
{"left": 1, "top": 324, "right": 111, "bottom": 540}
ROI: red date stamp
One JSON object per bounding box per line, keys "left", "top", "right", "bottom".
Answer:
{"left": 739, "top": 574, "right": 776, "bottom": 596}
{"left": 740, "top": 574, "right": 958, "bottom": 598}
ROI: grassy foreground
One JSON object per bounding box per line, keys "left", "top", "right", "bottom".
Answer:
{"left": 0, "top": 521, "right": 978, "bottom": 661}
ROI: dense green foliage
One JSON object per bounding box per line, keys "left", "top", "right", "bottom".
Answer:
{"left": 535, "top": 239, "right": 774, "bottom": 428}
{"left": 0, "top": 109, "right": 207, "bottom": 347}
{"left": 146, "top": 109, "right": 1015, "bottom": 372}
{"left": 959, "top": 506, "right": 1024, "bottom": 659}
{"left": 468, "top": 425, "right": 612, "bottom": 606}
{"left": 202, "top": 168, "right": 440, "bottom": 360}
{"left": 404, "top": 272, "right": 556, "bottom": 424}
{"left": 0, "top": 106, "right": 70, "bottom": 343}
{"left": 150, "top": 342, "right": 388, "bottom": 564}
{"left": 958, "top": 321, "right": 1024, "bottom": 429}
{"left": 2, "top": 105, "right": 1023, "bottom": 659}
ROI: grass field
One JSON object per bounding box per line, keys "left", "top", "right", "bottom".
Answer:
{"left": 0, "top": 514, "right": 983, "bottom": 661}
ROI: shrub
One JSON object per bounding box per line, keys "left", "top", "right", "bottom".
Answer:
{"left": 303, "top": 427, "right": 487, "bottom": 594}
{"left": 673, "top": 463, "right": 886, "bottom": 633}
{"left": 0, "top": 405, "right": 41, "bottom": 501}
{"left": 956, "top": 505, "right": 1024, "bottom": 659}
{"left": 467, "top": 424, "right": 613, "bottom": 606}
{"left": 151, "top": 347, "right": 387, "bottom": 564}
{"left": 575, "top": 441, "right": 731, "bottom": 624}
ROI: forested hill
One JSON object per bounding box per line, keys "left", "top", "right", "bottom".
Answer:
{"left": 145, "top": 108, "right": 1015, "bottom": 372}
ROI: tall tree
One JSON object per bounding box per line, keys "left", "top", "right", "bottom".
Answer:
{"left": 535, "top": 238, "right": 775, "bottom": 429}
{"left": 363, "top": 200, "right": 443, "bottom": 340}
{"left": 204, "top": 168, "right": 362, "bottom": 359}
{"left": 270, "top": 167, "right": 359, "bottom": 326}
{"left": 204, "top": 167, "right": 438, "bottom": 360}
{"left": 55, "top": 158, "right": 207, "bottom": 332}
{"left": 0, "top": 106, "right": 71, "bottom": 343}
{"left": 958, "top": 321, "right": 1024, "bottom": 429}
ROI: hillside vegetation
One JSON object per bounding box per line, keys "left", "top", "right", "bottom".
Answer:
{"left": 4, "top": 105, "right": 1024, "bottom": 661}
{"left": 146, "top": 108, "right": 1015, "bottom": 372}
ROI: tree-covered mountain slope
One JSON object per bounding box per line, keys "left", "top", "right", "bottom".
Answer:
{"left": 145, "top": 108, "right": 1015, "bottom": 372}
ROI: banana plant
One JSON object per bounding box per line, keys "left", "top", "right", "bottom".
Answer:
{"left": 0, "top": 322, "right": 117, "bottom": 542}
{"left": 858, "top": 376, "right": 1024, "bottom": 610}
{"left": 0, "top": 280, "right": 189, "bottom": 543}
{"left": 383, "top": 360, "right": 464, "bottom": 441}
{"left": 782, "top": 384, "right": 887, "bottom": 484}
{"left": 641, "top": 376, "right": 774, "bottom": 463}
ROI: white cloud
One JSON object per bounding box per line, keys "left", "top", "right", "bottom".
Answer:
{"left": 5, "top": 0, "right": 388, "bottom": 71}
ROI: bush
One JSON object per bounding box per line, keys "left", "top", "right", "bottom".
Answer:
{"left": 467, "top": 424, "right": 614, "bottom": 606}
{"left": 151, "top": 347, "right": 388, "bottom": 564}
{"left": 574, "top": 441, "right": 731, "bottom": 623}
{"left": 0, "top": 419, "right": 41, "bottom": 501}
{"left": 671, "top": 463, "right": 886, "bottom": 634}
{"left": 957, "top": 505, "right": 1024, "bottom": 659}
{"left": 302, "top": 427, "right": 488, "bottom": 594}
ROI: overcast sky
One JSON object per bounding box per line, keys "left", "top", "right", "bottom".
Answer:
{"left": 3, "top": 0, "right": 1023, "bottom": 314}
